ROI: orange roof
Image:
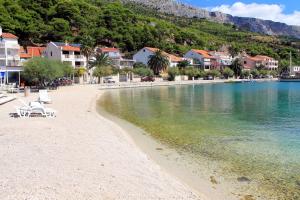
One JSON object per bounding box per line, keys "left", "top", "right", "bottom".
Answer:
{"left": 62, "top": 45, "right": 80, "bottom": 52}
{"left": 19, "top": 46, "right": 45, "bottom": 59}
{"left": 1, "top": 32, "right": 18, "bottom": 39}
{"left": 192, "top": 49, "right": 214, "bottom": 59}
{"left": 253, "top": 55, "right": 273, "bottom": 60}
{"left": 145, "top": 47, "right": 183, "bottom": 62}
{"left": 99, "top": 47, "right": 119, "bottom": 52}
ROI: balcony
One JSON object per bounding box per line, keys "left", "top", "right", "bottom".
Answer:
{"left": 0, "top": 43, "right": 20, "bottom": 49}
{"left": 74, "top": 55, "right": 84, "bottom": 60}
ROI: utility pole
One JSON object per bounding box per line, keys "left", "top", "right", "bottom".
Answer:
{"left": 289, "top": 51, "right": 292, "bottom": 75}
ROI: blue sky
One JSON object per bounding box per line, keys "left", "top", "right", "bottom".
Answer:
{"left": 184, "top": 0, "right": 297, "bottom": 13}
{"left": 182, "top": 0, "right": 300, "bottom": 25}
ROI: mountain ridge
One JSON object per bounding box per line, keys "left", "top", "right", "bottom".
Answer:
{"left": 121, "top": 0, "right": 300, "bottom": 38}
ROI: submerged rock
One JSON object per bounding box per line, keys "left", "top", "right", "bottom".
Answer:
{"left": 237, "top": 176, "right": 251, "bottom": 183}
{"left": 210, "top": 176, "right": 218, "bottom": 184}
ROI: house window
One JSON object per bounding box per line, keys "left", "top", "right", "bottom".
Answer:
{"left": 74, "top": 51, "right": 80, "bottom": 55}
{"left": 75, "top": 61, "right": 81, "bottom": 66}
{"left": 143, "top": 49, "right": 145, "bottom": 52}
{"left": 62, "top": 51, "right": 69, "bottom": 55}
{"left": 50, "top": 51, "right": 53, "bottom": 56}
{"left": 244, "top": 61, "right": 247, "bottom": 64}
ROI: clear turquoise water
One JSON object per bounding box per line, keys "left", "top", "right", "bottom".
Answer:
{"left": 98, "top": 82, "right": 300, "bottom": 199}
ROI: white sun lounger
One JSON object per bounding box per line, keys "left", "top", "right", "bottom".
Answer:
{"left": 15, "top": 100, "right": 57, "bottom": 118}
{"left": 0, "top": 96, "right": 16, "bottom": 105}
{"left": 38, "top": 90, "right": 52, "bottom": 104}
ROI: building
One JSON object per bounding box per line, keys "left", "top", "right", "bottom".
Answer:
{"left": 209, "top": 51, "right": 233, "bottom": 70}
{"left": 0, "top": 26, "right": 21, "bottom": 85}
{"left": 97, "top": 47, "right": 135, "bottom": 69}
{"left": 43, "top": 42, "right": 87, "bottom": 68}
{"left": 19, "top": 46, "right": 45, "bottom": 64}
{"left": 242, "top": 54, "right": 278, "bottom": 70}
{"left": 184, "top": 49, "right": 216, "bottom": 71}
{"left": 291, "top": 66, "right": 300, "bottom": 76}
{"left": 133, "top": 47, "right": 185, "bottom": 68}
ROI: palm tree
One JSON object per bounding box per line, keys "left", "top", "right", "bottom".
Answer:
{"left": 80, "top": 35, "right": 95, "bottom": 82}
{"left": 230, "top": 58, "right": 243, "bottom": 78}
{"left": 147, "top": 50, "right": 170, "bottom": 75}
{"left": 89, "top": 53, "right": 113, "bottom": 83}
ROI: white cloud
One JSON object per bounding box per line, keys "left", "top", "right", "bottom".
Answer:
{"left": 209, "top": 2, "right": 300, "bottom": 26}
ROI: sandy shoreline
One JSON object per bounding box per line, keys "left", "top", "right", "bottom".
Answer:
{"left": 0, "top": 85, "right": 202, "bottom": 200}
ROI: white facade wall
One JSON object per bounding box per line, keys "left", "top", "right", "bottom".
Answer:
{"left": 133, "top": 47, "right": 180, "bottom": 68}
{"left": 43, "top": 42, "right": 86, "bottom": 68}
{"left": 0, "top": 38, "right": 20, "bottom": 67}
{"left": 133, "top": 48, "right": 154, "bottom": 66}
{"left": 43, "top": 42, "right": 62, "bottom": 62}
{"left": 184, "top": 50, "right": 203, "bottom": 64}
{"left": 184, "top": 50, "right": 211, "bottom": 70}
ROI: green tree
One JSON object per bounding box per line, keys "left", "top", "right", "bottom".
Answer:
{"left": 133, "top": 67, "right": 154, "bottom": 77}
{"left": 222, "top": 67, "right": 234, "bottom": 79}
{"left": 208, "top": 70, "right": 221, "bottom": 79}
{"left": 80, "top": 35, "right": 96, "bottom": 75}
{"left": 90, "top": 53, "right": 113, "bottom": 83}
{"left": 133, "top": 62, "right": 147, "bottom": 68}
{"left": 241, "top": 70, "right": 250, "bottom": 79}
{"left": 167, "top": 67, "right": 180, "bottom": 81}
{"left": 74, "top": 67, "right": 86, "bottom": 77}
{"left": 279, "top": 60, "right": 290, "bottom": 74}
{"left": 147, "top": 50, "right": 170, "bottom": 75}
{"left": 230, "top": 58, "right": 243, "bottom": 78}
{"left": 250, "top": 69, "right": 260, "bottom": 78}
{"left": 23, "top": 57, "right": 66, "bottom": 87}
{"left": 184, "top": 67, "right": 201, "bottom": 80}
{"left": 177, "top": 60, "right": 190, "bottom": 70}
{"left": 93, "top": 66, "right": 114, "bottom": 83}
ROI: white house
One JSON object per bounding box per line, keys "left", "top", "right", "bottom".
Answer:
{"left": 184, "top": 49, "right": 215, "bottom": 71}
{"left": 0, "top": 26, "right": 21, "bottom": 85}
{"left": 209, "top": 51, "right": 233, "bottom": 69}
{"left": 291, "top": 66, "right": 300, "bottom": 76}
{"left": 97, "top": 47, "right": 135, "bottom": 69}
{"left": 133, "top": 47, "right": 185, "bottom": 68}
{"left": 43, "top": 42, "right": 87, "bottom": 68}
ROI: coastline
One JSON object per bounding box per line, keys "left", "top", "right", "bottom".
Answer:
{"left": 0, "top": 85, "right": 201, "bottom": 199}
{"left": 97, "top": 100, "right": 245, "bottom": 200}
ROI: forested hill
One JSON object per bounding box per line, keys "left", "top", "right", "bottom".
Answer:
{"left": 0, "top": 0, "right": 299, "bottom": 66}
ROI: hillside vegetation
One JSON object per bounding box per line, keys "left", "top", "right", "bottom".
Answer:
{"left": 0, "top": 0, "right": 299, "bottom": 66}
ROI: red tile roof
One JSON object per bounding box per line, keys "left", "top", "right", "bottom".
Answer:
{"left": 62, "top": 45, "right": 80, "bottom": 52}
{"left": 145, "top": 47, "right": 183, "bottom": 62}
{"left": 19, "top": 46, "right": 45, "bottom": 59}
{"left": 99, "top": 47, "right": 119, "bottom": 53}
{"left": 1, "top": 32, "right": 18, "bottom": 39}
{"left": 192, "top": 49, "right": 214, "bottom": 59}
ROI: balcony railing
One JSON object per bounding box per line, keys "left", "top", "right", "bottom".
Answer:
{"left": 75, "top": 55, "right": 83, "bottom": 59}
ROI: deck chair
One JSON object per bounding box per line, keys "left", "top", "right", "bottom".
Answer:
{"left": 38, "top": 90, "right": 52, "bottom": 104}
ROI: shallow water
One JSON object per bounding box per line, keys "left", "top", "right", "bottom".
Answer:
{"left": 98, "top": 82, "right": 300, "bottom": 199}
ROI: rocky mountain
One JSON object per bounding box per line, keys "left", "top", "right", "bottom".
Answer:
{"left": 121, "top": 0, "right": 300, "bottom": 38}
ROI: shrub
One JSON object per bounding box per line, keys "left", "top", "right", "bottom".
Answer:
{"left": 208, "top": 69, "right": 221, "bottom": 78}
{"left": 241, "top": 70, "right": 250, "bottom": 78}
{"left": 250, "top": 69, "right": 259, "bottom": 78}
{"left": 184, "top": 67, "right": 200, "bottom": 80}
{"left": 133, "top": 62, "right": 147, "bottom": 69}
{"left": 167, "top": 67, "right": 180, "bottom": 81}
{"left": 222, "top": 67, "right": 234, "bottom": 79}
{"left": 133, "top": 67, "right": 154, "bottom": 77}
{"left": 23, "top": 57, "right": 71, "bottom": 87}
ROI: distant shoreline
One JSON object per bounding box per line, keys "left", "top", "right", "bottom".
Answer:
{"left": 97, "top": 78, "right": 278, "bottom": 90}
